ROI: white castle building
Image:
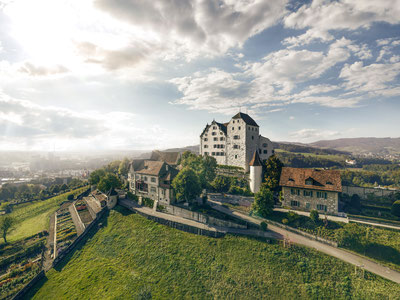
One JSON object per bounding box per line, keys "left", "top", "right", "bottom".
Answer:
{"left": 200, "top": 112, "right": 274, "bottom": 193}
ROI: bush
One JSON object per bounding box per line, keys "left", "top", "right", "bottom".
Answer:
{"left": 310, "top": 210, "right": 319, "bottom": 223}
{"left": 282, "top": 218, "right": 289, "bottom": 225}
{"left": 392, "top": 200, "right": 400, "bottom": 218}
{"left": 142, "top": 197, "right": 154, "bottom": 208}
{"left": 260, "top": 222, "right": 268, "bottom": 231}
{"left": 67, "top": 194, "right": 74, "bottom": 200}
{"left": 286, "top": 211, "right": 299, "bottom": 223}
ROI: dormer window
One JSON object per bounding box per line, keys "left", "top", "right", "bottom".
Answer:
{"left": 289, "top": 178, "right": 294, "bottom": 182}
{"left": 326, "top": 181, "right": 333, "bottom": 185}
{"left": 305, "top": 178, "right": 313, "bottom": 185}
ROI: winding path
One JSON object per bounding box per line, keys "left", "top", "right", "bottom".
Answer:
{"left": 208, "top": 199, "right": 400, "bottom": 284}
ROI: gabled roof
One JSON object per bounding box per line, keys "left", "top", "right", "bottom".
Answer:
{"left": 249, "top": 151, "right": 262, "bottom": 167}
{"left": 200, "top": 121, "right": 228, "bottom": 137}
{"left": 135, "top": 160, "right": 165, "bottom": 176}
{"left": 279, "top": 167, "right": 342, "bottom": 192}
{"left": 150, "top": 150, "right": 181, "bottom": 165}
{"left": 214, "top": 121, "right": 227, "bottom": 135}
{"left": 232, "top": 112, "right": 259, "bottom": 127}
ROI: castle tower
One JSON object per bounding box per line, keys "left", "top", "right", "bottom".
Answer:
{"left": 249, "top": 150, "right": 263, "bottom": 193}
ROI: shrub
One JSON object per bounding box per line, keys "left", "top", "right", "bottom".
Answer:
{"left": 310, "top": 210, "right": 319, "bottom": 223}
{"left": 392, "top": 200, "right": 400, "bottom": 218}
{"left": 260, "top": 222, "right": 268, "bottom": 231}
{"left": 282, "top": 218, "right": 289, "bottom": 225}
{"left": 67, "top": 194, "right": 74, "bottom": 200}
{"left": 286, "top": 211, "right": 299, "bottom": 223}
{"left": 142, "top": 198, "right": 154, "bottom": 208}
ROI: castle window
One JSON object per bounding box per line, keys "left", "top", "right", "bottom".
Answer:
{"left": 291, "top": 200, "right": 300, "bottom": 207}
{"left": 212, "top": 132, "right": 216, "bottom": 136}
{"left": 233, "top": 135, "right": 240, "bottom": 139}
{"left": 303, "top": 190, "right": 313, "bottom": 197}
{"left": 213, "top": 126, "right": 217, "bottom": 129}
{"left": 263, "top": 143, "right": 268, "bottom": 147}
{"left": 214, "top": 144, "right": 217, "bottom": 148}
{"left": 213, "top": 137, "right": 218, "bottom": 141}
{"left": 232, "top": 127, "right": 235, "bottom": 130}
{"left": 259, "top": 149, "right": 261, "bottom": 154}
{"left": 220, "top": 137, "right": 224, "bottom": 141}
{"left": 204, "top": 138, "right": 208, "bottom": 141}
{"left": 204, "top": 145, "right": 208, "bottom": 148}
{"left": 248, "top": 126, "right": 250, "bottom": 130}
{"left": 212, "top": 152, "right": 216, "bottom": 155}
{"left": 233, "top": 144, "right": 239, "bottom": 149}
{"left": 204, "top": 152, "right": 209, "bottom": 155}
{"left": 221, "top": 144, "right": 225, "bottom": 148}
{"left": 234, "top": 155, "right": 238, "bottom": 159}
{"left": 221, "top": 152, "right": 225, "bottom": 156}
{"left": 263, "top": 150, "right": 268, "bottom": 154}
{"left": 233, "top": 120, "right": 235, "bottom": 123}
{"left": 238, "top": 126, "right": 241, "bottom": 130}
{"left": 252, "top": 136, "right": 254, "bottom": 140}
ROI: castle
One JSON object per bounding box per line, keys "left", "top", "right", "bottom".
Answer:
{"left": 200, "top": 112, "right": 274, "bottom": 171}
{"left": 200, "top": 112, "right": 274, "bottom": 193}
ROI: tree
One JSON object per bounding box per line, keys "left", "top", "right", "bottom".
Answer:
{"left": 392, "top": 200, "right": 400, "bottom": 218}
{"left": 105, "top": 160, "right": 121, "bottom": 173}
{"left": 200, "top": 155, "right": 217, "bottom": 184}
{"left": 49, "top": 184, "right": 60, "bottom": 194}
{"left": 251, "top": 186, "right": 274, "bottom": 217}
{"left": 263, "top": 155, "right": 284, "bottom": 191}
{"left": 310, "top": 210, "right": 319, "bottom": 223}
{"left": 60, "top": 184, "right": 68, "bottom": 191}
{"left": 0, "top": 216, "right": 15, "bottom": 244}
{"left": 97, "top": 173, "right": 122, "bottom": 193}
{"left": 172, "top": 167, "right": 202, "bottom": 203}
{"left": 180, "top": 151, "right": 217, "bottom": 188}
{"left": 118, "top": 158, "right": 130, "bottom": 177}
{"left": 211, "top": 175, "right": 231, "bottom": 193}
{"left": 89, "top": 169, "right": 106, "bottom": 185}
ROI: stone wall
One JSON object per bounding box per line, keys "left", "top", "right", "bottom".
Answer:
{"left": 163, "top": 204, "right": 247, "bottom": 229}
{"left": 282, "top": 186, "right": 339, "bottom": 215}
{"left": 226, "top": 118, "right": 247, "bottom": 169}
{"left": 342, "top": 185, "right": 398, "bottom": 199}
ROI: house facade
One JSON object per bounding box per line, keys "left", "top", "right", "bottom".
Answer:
{"left": 128, "top": 160, "right": 179, "bottom": 205}
{"left": 279, "top": 167, "right": 342, "bottom": 215}
{"left": 199, "top": 112, "right": 274, "bottom": 172}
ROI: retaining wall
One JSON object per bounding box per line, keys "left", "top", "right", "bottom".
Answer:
{"left": 164, "top": 205, "right": 247, "bottom": 229}
{"left": 342, "top": 185, "right": 397, "bottom": 199}
{"left": 11, "top": 270, "right": 45, "bottom": 300}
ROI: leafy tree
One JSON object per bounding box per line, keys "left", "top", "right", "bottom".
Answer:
{"left": 310, "top": 210, "right": 319, "bottom": 223}
{"left": 89, "top": 169, "right": 106, "bottom": 185}
{"left": 211, "top": 175, "right": 231, "bottom": 193}
{"left": 49, "top": 184, "right": 60, "bottom": 194}
{"left": 263, "top": 155, "right": 284, "bottom": 191}
{"left": 97, "top": 173, "right": 122, "bottom": 193}
{"left": 335, "top": 223, "right": 366, "bottom": 250}
{"left": 392, "top": 200, "right": 400, "bottom": 218}
{"left": 0, "top": 216, "right": 15, "bottom": 244}
{"left": 251, "top": 186, "right": 274, "bottom": 217}
{"left": 60, "top": 184, "right": 69, "bottom": 191}
{"left": 105, "top": 160, "right": 122, "bottom": 173}
{"left": 180, "top": 151, "right": 217, "bottom": 188}
{"left": 172, "top": 167, "right": 202, "bottom": 203}
{"left": 69, "top": 178, "right": 83, "bottom": 189}
{"left": 118, "top": 158, "right": 131, "bottom": 176}
{"left": 67, "top": 194, "right": 74, "bottom": 200}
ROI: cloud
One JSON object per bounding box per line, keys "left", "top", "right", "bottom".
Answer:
{"left": 94, "top": 0, "right": 288, "bottom": 57}
{"left": 339, "top": 61, "right": 400, "bottom": 96}
{"left": 18, "top": 62, "right": 69, "bottom": 76}
{"left": 285, "top": 0, "right": 400, "bottom": 31}
{"left": 290, "top": 128, "right": 340, "bottom": 141}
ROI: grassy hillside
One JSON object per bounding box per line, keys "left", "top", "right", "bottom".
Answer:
{"left": 28, "top": 206, "right": 400, "bottom": 299}
{"left": 3, "top": 187, "right": 87, "bottom": 243}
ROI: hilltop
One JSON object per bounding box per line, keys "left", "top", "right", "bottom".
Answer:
{"left": 310, "top": 137, "right": 400, "bottom": 156}
{"left": 27, "top": 206, "right": 400, "bottom": 299}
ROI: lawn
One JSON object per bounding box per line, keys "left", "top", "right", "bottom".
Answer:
{"left": 3, "top": 187, "right": 87, "bottom": 243}
{"left": 27, "top": 206, "right": 400, "bottom": 299}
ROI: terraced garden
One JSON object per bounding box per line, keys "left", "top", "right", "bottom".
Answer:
{"left": 75, "top": 200, "right": 93, "bottom": 226}
{"left": 55, "top": 209, "right": 77, "bottom": 255}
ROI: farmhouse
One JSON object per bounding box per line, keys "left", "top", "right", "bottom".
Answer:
{"left": 128, "top": 160, "right": 179, "bottom": 205}
{"left": 200, "top": 112, "right": 274, "bottom": 172}
{"left": 279, "top": 167, "right": 342, "bottom": 215}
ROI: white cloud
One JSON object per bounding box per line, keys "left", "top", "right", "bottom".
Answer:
{"left": 339, "top": 61, "right": 400, "bottom": 96}
{"left": 283, "top": 28, "right": 333, "bottom": 47}
{"left": 18, "top": 62, "right": 69, "bottom": 76}
{"left": 290, "top": 128, "right": 340, "bottom": 142}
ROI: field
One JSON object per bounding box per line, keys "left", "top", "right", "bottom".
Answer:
{"left": 2, "top": 187, "right": 87, "bottom": 243}
{"left": 27, "top": 206, "right": 400, "bottom": 299}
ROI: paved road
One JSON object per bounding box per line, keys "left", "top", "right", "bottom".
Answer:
{"left": 208, "top": 199, "right": 400, "bottom": 284}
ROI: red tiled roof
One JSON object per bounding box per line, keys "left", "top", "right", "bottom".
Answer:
{"left": 135, "top": 160, "right": 165, "bottom": 176}
{"left": 279, "top": 167, "right": 342, "bottom": 192}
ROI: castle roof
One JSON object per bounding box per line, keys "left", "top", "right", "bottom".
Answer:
{"left": 232, "top": 112, "right": 259, "bottom": 127}
{"left": 249, "top": 151, "right": 262, "bottom": 167}
{"left": 279, "top": 167, "right": 342, "bottom": 192}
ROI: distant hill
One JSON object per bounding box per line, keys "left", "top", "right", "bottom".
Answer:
{"left": 272, "top": 142, "right": 350, "bottom": 156}
{"left": 164, "top": 145, "right": 199, "bottom": 154}
{"left": 310, "top": 137, "right": 400, "bottom": 156}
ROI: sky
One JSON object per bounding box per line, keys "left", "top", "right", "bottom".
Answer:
{"left": 0, "top": 0, "right": 399, "bottom": 151}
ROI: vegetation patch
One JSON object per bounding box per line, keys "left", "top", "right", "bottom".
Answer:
{"left": 28, "top": 206, "right": 400, "bottom": 299}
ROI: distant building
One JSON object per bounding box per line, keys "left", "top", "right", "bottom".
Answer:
{"left": 279, "top": 167, "right": 342, "bottom": 215}
{"left": 128, "top": 160, "right": 179, "bottom": 205}
{"left": 200, "top": 112, "right": 274, "bottom": 172}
